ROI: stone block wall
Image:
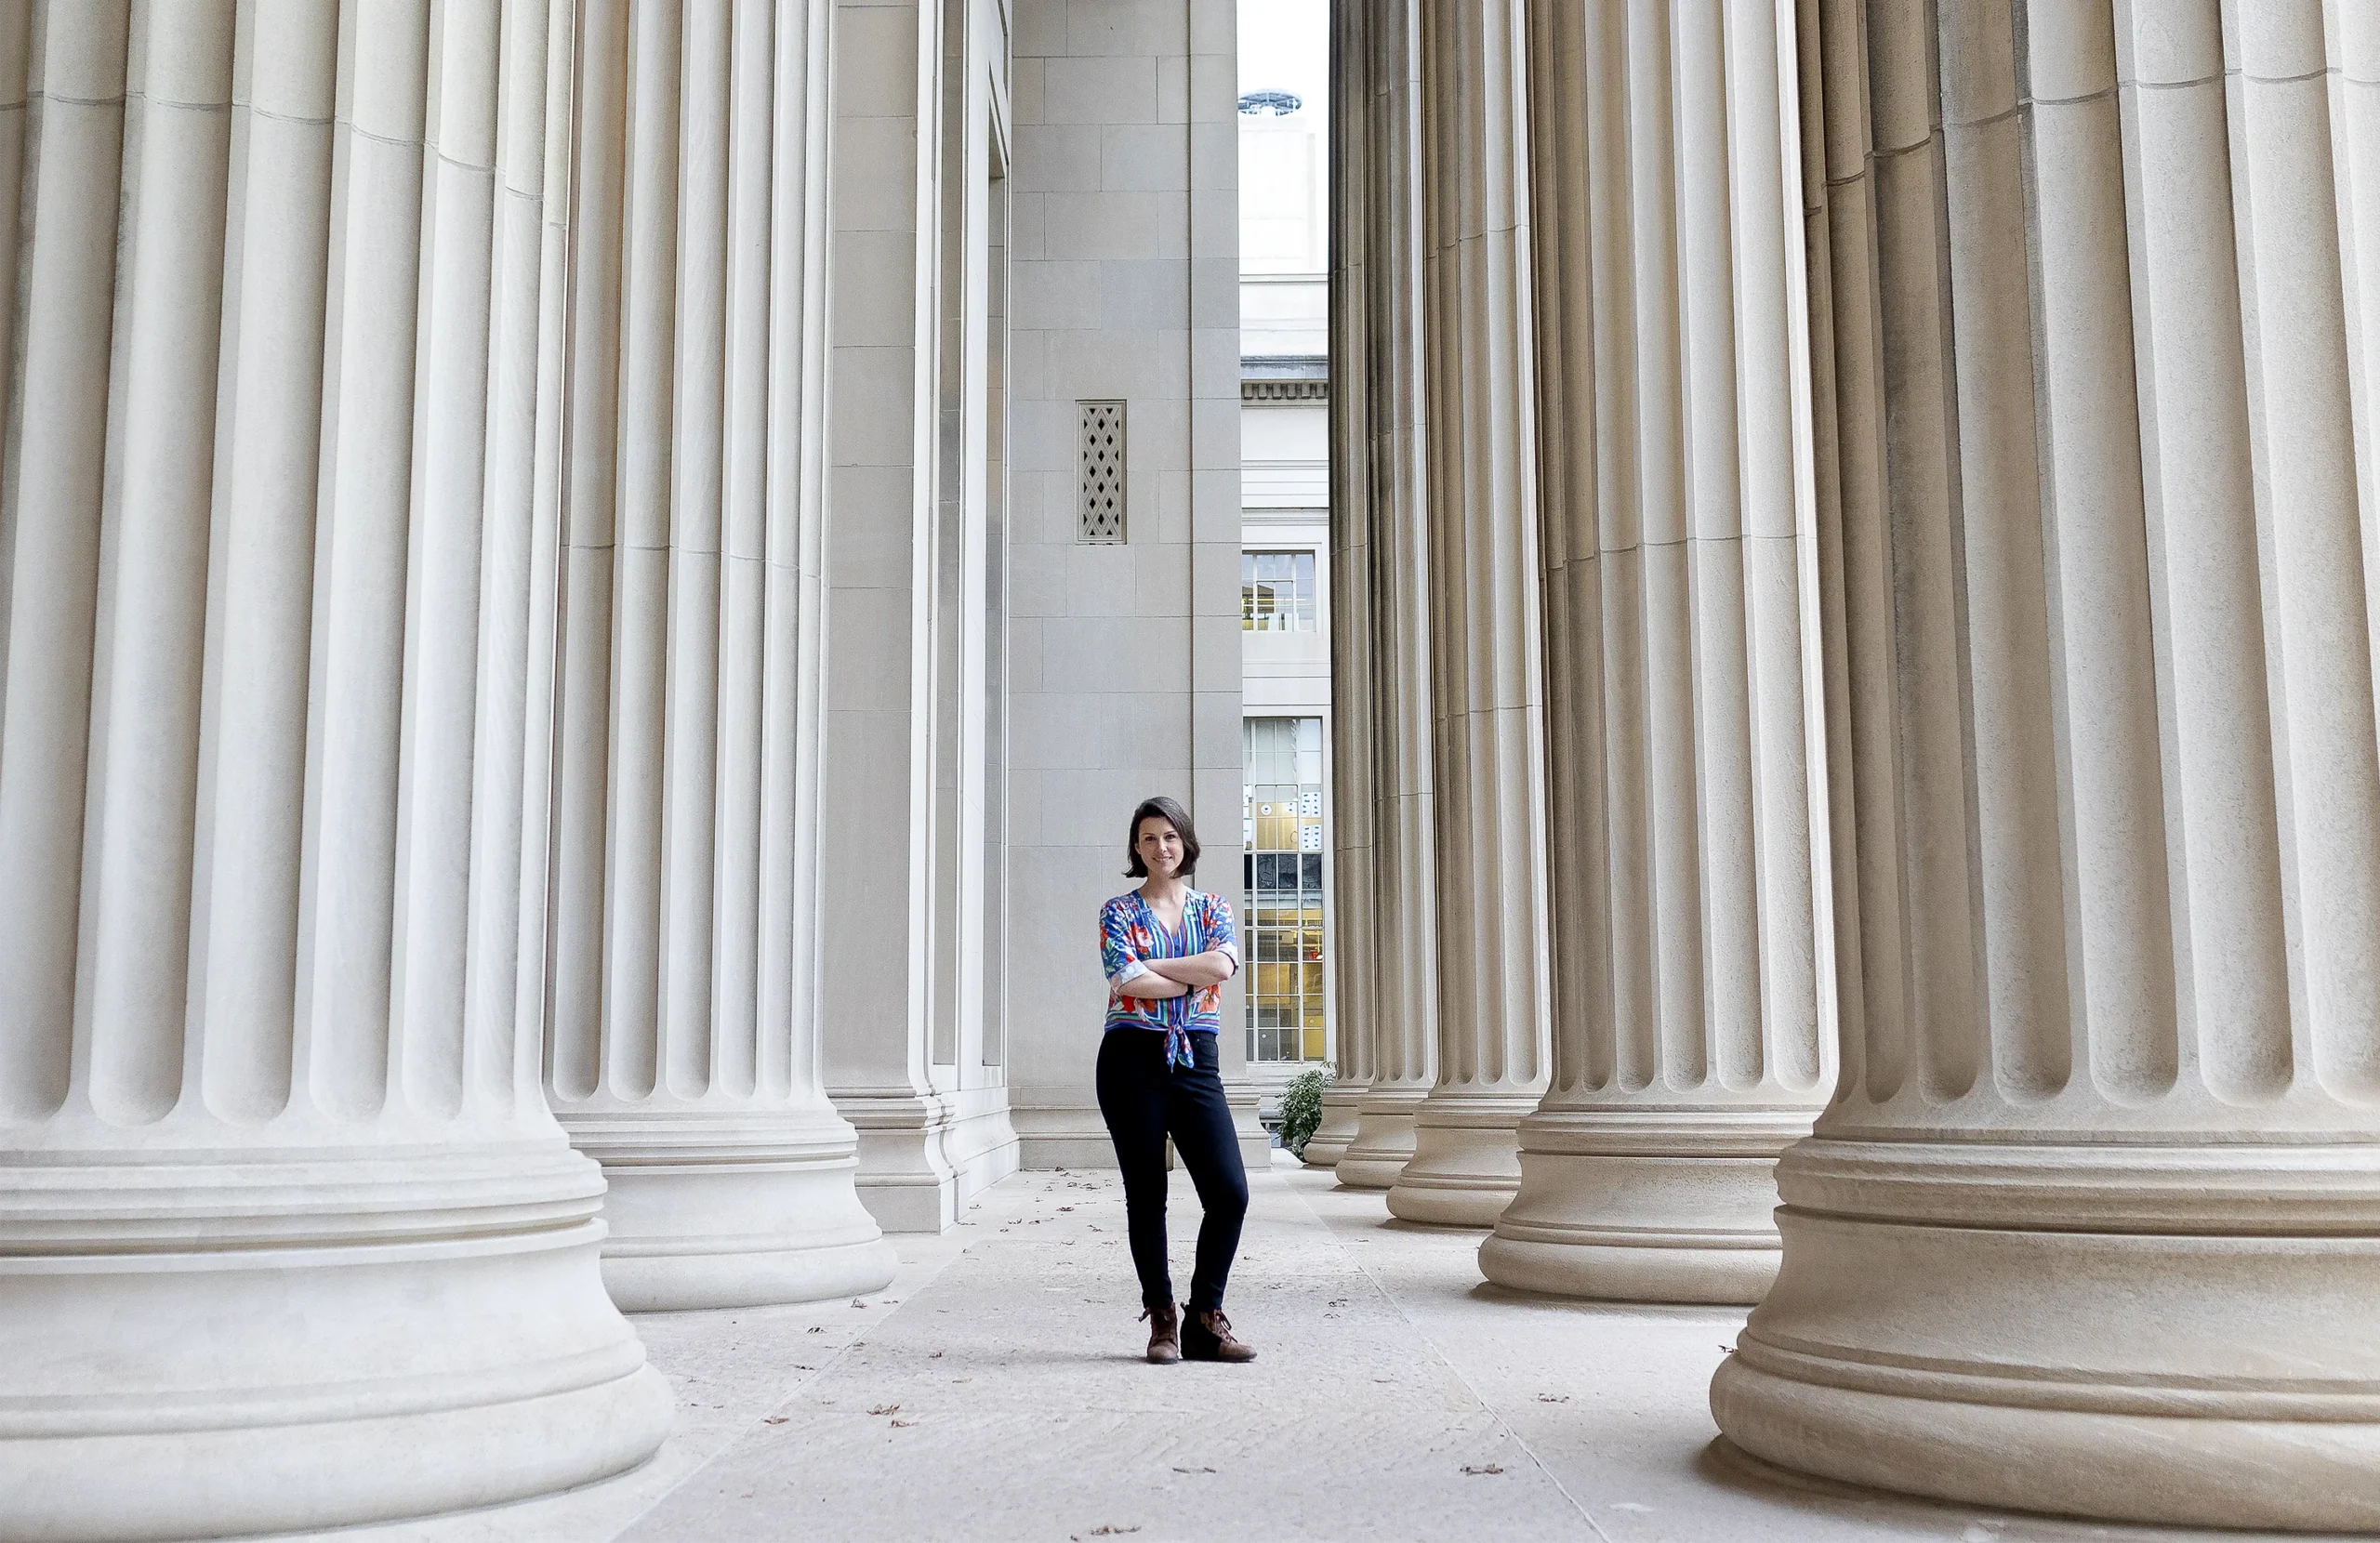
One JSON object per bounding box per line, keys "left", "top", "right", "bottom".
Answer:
{"left": 1001, "top": 0, "right": 1254, "bottom": 1165}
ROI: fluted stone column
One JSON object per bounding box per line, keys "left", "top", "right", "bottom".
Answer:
{"left": 1338, "top": 0, "right": 1442, "bottom": 1193}
{"left": 1478, "top": 0, "right": 1830, "bottom": 1301}
{"left": 819, "top": 0, "right": 1035, "bottom": 1219}
{"left": 1308, "top": 0, "right": 1379, "bottom": 1171}
{"left": 1712, "top": 2, "right": 2380, "bottom": 1528}
{"left": 1385, "top": 0, "right": 1553, "bottom": 1228}
{"left": 546, "top": 0, "right": 896, "bottom": 1310}
{"left": 0, "top": 5, "right": 672, "bottom": 1537}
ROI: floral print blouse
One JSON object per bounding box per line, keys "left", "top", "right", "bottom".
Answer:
{"left": 1100, "top": 889, "right": 1240, "bottom": 1069}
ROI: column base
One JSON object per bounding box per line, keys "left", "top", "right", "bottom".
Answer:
{"left": 1385, "top": 1090, "right": 1535, "bottom": 1226}
{"left": 1299, "top": 1080, "right": 1370, "bottom": 1168}
{"left": 936, "top": 1088, "right": 1023, "bottom": 1208}
{"left": 834, "top": 1087, "right": 1021, "bottom": 1233}
{"left": 837, "top": 1091, "right": 959, "bottom": 1233}
{"left": 1477, "top": 1107, "right": 1802, "bottom": 1303}
{"left": 1012, "top": 1103, "right": 1119, "bottom": 1169}
{"left": 0, "top": 1142, "right": 674, "bottom": 1543}
{"left": 566, "top": 1109, "right": 899, "bottom": 1309}
{"left": 1225, "top": 1075, "right": 1274, "bottom": 1170}
{"left": 1711, "top": 1137, "right": 2380, "bottom": 1531}
{"left": 1336, "top": 1085, "right": 1426, "bottom": 1189}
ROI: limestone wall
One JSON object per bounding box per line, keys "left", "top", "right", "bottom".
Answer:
{"left": 1000, "top": 0, "right": 1255, "bottom": 1166}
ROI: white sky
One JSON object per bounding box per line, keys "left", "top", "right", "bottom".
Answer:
{"left": 1238, "top": 0, "right": 1329, "bottom": 123}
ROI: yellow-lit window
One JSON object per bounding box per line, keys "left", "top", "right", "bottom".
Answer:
{"left": 1242, "top": 717, "right": 1328, "bottom": 1062}
{"left": 1242, "top": 550, "right": 1319, "bottom": 631}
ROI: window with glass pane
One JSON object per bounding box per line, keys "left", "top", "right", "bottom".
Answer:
{"left": 1241, "top": 549, "right": 1318, "bottom": 632}
{"left": 1241, "top": 717, "right": 1327, "bottom": 1062}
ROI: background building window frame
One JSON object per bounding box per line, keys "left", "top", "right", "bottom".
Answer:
{"left": 1242, "top": 547, "right": 1319, "bottom": 631}
{"left": 1242, "top": 716, "right": 1328, "bottom": 1063}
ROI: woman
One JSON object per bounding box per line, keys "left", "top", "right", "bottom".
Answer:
{"left": 1097, "top": 796, "right": 1257, "bottom": 1365}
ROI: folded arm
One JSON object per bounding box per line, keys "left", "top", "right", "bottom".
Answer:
{"left": 1143, "top": 950, "right": 1236, "bottom": 988}
{"left": 1102, "top": 898, "right": 1237, "bottom": 1000}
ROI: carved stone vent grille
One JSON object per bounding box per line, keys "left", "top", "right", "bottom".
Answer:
{"left": 1078, "top": 401, "right": 1126, "bottom": 543}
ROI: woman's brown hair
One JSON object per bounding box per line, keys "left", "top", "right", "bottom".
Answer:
{"left": 1123, "top": 795, "right": 1200, "bottom": 878}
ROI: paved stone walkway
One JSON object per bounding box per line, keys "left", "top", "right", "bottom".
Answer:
{"left": 311, "top": 1163, "right": 2351, "bottom": 1543}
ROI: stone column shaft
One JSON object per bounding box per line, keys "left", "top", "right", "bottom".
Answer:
{"left": 0, "top": 4, "right": 671, "bottom": 1536}
{"left": 1339, "top": 0, "right": 1443, "bottom": 1193}
{"left": 821, "top": 0, "right": 1046, "bottom": 1210}
{"left": 1310, "top": 0, "right": 1380, "bottom": 1170}
{"left": 1712, "top": 1, "right": 2380, "bottom": 1528}
{"left": 547, "top": 0, "right": 896, "bottom": 1310}
{"left": 1478, "top": 0, "right": 1831, "bottom": 1302}
{"left": 1384, "top": 0, "right": 1554, "bottom": 1227}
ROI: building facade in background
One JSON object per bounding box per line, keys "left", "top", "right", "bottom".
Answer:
{"left": 1236, "top": 17, "right": 1333, "bottom": 1095}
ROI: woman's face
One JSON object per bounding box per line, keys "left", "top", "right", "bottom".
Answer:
{"left": 1135, "top": 817, "right": 1183, "bottom": 880}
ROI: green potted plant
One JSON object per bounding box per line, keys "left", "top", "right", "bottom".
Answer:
{"left": 1276, "top": 1068, "right": 1329, "bottom": 1158}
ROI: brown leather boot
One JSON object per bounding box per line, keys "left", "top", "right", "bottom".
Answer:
{"left": 1143, "top": 1303, "right": 1181, "bottom": 1364}
{"left": 1183, "top": 1308, "right": 1255, "bottom": 1363}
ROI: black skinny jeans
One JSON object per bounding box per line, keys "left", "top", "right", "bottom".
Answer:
{"left": 1095, "top": 1027, "right": 1249, "bottom": 1314}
